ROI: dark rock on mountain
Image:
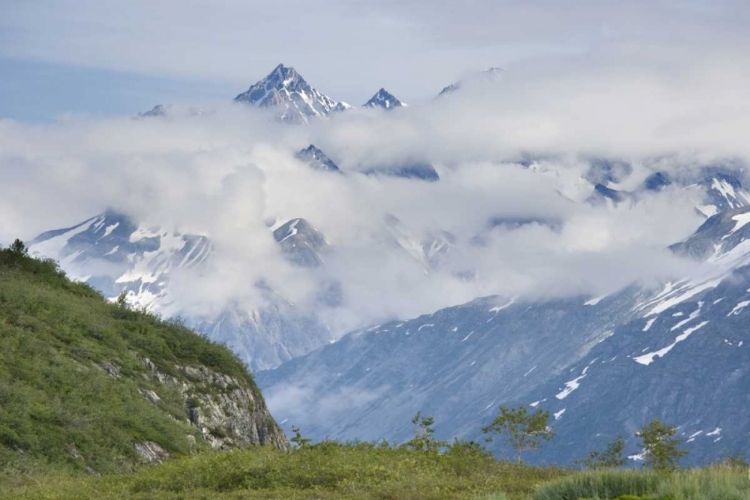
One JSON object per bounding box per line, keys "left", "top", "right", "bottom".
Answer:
{"left": 365, "top": 162, "right": 439, "bottom": 181}
{"left": 296, "top": 144, "right": 342, "bottom": 173}
{"left": 644, "top": 172, "right": 671, "bottom": 191}
{"left": 363, "top": 88, "right": 405, "bottom": 109}
{"left": 273, "top": 218, "right": 331, "bottom": 267}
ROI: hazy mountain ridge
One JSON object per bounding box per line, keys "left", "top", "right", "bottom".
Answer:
{"left": 257, "top": 206, "right": 750, "bottom": 464}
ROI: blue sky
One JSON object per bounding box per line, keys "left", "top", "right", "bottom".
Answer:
{"left": 0, "top": 0, "right": 747, "bottom": 121}
{"left": 0, "top": 58, "right": 237, "bottom": 121}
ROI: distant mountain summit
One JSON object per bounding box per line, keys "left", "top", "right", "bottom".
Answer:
{"left": 295, "top": 144, "right": 342, "bottom": 173}
{"left": 363, "top": 88, "right": 405, "bottom": 109}
{"left": 234, "top": 64, "right": 350, "bottom": 123}
{"left": 273, "top": 218, "right": 331, "bottom": 268}
{"left": 136, "top": 104, "right": 168, "bottom": 118}
{"left": 439, "top": 67, "right": 504, "bottom": 96}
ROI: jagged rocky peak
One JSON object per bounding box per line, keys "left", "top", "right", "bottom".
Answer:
{"left": 295, "top": 144, "right": 342, "bottom": 173}
{"left": 136, "top": 104, "right": 168, "bottom": 119}
{"left": 643, "top": 171, "right": 672, "bottom": 191}
{"left": 273, "top": 218, "right": 330, "bottom": 267}
{"left": 438, "top": 67, "right": 504, "bottom": 96}
{"left": 234, "top": 63, "right": 349, "bottom": 123}
{"left": 696, "top": 169, "right": 750, "bottom": 217}
{"left": 363, "top": 88, "right": 406, "bottom": 109}
{"left": 670, "top": 206, "right": 750, "bottom": 261}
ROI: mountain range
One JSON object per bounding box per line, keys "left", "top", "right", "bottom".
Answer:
{"left": 257, "top": 204, "right": 750, "bottom": 465}
{"left": 26, "top": 62, "right": 750, "bottom": 466}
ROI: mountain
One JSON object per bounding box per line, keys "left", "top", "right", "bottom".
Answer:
{"left": 273, "top": 218, "right": 331, "bottom": 267}
{"left": 438, "top": 67, "right": 504, "bottom": 96}
{"left": 695, "top": 170, "right": 750, "bottom": 217}
{"left": 136, "top": 104, "right": 168, "bottom": 118}
{"left": 643, "top": 172, "right": 672, "bottom": 192}
{"left": 577, "top": 163, "right": 750, "bottom": 215}
{"left": 30, "top": 212, "right": 332, "bottom": 372}
{"left": 234, "top": 64, "right": 350, "bottom": 124}
{"left": 295, "top": 144, "right": 342, "bottom": 173}
{"left": 364, "top": 162, "right": 440, "bottom": 181}
{"left": 257, "top": 207, "right": 750, "bottom": 465}
{"left": 0, "top": 247, "right": 287, "bottom": 474}
{"left": 30, "top": 211, "right": 212, "bottom": 309}
{"left": 363, "top": 88, "right": 406, "bottom": 109}
{"left": 587, "top": 183, "right": 629, "bottom": 205}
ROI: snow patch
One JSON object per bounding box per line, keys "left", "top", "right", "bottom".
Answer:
{"left": 634, "top": 321, "right": 709, "bottom": 365}
{"left": 727, "top": 300, "right": 750, "bottom": 316}
{"left": 556, "top": 374, "right": 586, "bottom": 400}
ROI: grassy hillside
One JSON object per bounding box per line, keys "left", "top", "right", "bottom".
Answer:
{"left": 0, "top": 247, "right": 285, "bottom": 477}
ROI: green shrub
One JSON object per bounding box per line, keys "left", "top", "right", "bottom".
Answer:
{"left": 533, "top": 470, "right": 660, "bottom": 500}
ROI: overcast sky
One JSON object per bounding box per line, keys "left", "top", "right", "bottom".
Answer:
{"left": 1, "top": 0, "right": 748, "bottom": 120}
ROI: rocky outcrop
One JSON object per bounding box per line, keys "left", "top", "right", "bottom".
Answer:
{"left": 138, "top": 356, "right": 289, "bottom": 451}
{"left": 133, "top": 441, "right": 170, "bottom": 463}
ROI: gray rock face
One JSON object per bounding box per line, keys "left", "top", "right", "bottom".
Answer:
{"left": 139, "top": 356, "right": 289, "bottom": 451}
{"left": 133, "top": 441, "right": 170, "bottom": 463}
{"left": 234, "top": 64, "right": 349, "bottom": 124}
{"left": 257, "top": 208, "right": 750, "bottom": 465}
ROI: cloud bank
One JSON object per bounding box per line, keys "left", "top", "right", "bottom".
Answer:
{"left": 1, "top": 51, "right": 748, "bottom": 333}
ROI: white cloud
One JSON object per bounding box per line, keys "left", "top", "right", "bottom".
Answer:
{"left": 0, "top": 49, "right": 747, "bottom": 334}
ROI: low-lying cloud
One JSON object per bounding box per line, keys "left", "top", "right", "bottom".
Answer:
{"left": 0, "top": 52, "right": 746, "bottom": 334}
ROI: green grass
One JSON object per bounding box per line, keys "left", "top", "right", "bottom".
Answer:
{"left": 532, "top": 467, "right": 750, "bottom": 500}
{"left": 0, "top": 442, "right": 566, "bottom": 500}
{"left": 0, "top": 249, "right": 266, "bottom": 474}
{"left": 3, "top": 443, "right": 747, "bottom": 500}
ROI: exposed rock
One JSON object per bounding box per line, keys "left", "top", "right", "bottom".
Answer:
{"left": 100, "top": 361, "right": 121, "bottom": 380}
{"left": 138, "top": 356, "right": 289, "bottom": 451}
{"left": 133, "top": 441, "right": 170, "bottom": 463}
{"left": 139, "top": 388, "right": 161, "bottom": 404}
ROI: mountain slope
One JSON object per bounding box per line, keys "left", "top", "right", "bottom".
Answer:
{"left": 234, "top": 64, "right": 349, "bottom": 124}
{"left": 30, "top": 212, "right": 332, "bottom": 372}
{"left": 257, "top": 208, "right": 750, "bottom": 465}
{"left": 0, "top": 248, "right": 287, "bottom": 475}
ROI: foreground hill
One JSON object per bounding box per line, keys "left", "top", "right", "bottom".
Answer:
{"left": 0, "top": 247, "right": 287, "bottom": 475}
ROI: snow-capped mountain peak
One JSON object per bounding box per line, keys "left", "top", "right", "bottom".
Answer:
{"left": 438, "top": 67, "right": 504, "bottom": 96}
{"left": 363, "top": 88, "right": 406, "bottom": 109}
{"left": 272, "top": 218, "right": 330, "bottom": 267}
{"left": 234, "top": 63, "right": 349, "bottom": 123}
{"left": 295, "top": 144, "right": 342, "bottom": 173}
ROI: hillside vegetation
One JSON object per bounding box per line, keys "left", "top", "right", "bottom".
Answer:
{"left": 3, "top": 442, "right": 748, "bottom": 500}
{"left": 0, "top": 246, "right": 285, "bottom": 477}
